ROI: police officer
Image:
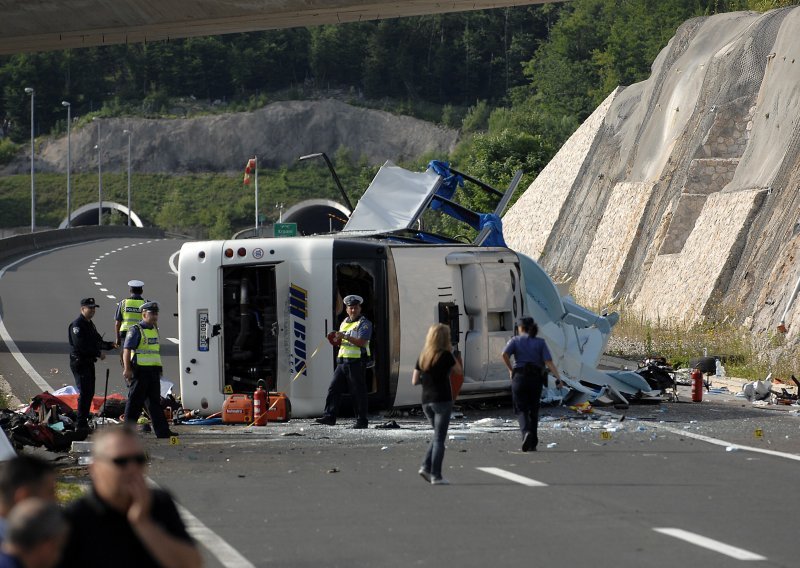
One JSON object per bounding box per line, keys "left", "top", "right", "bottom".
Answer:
{"left": 315, "top": 294, "right": 372, "bottom": 429}
{"left": 68, "top": 298, "right": 114, "bottom": 429}
{"left": 114, "top": 279, "right": 147, "bottom": 349}
{"left": 122, "top": 301, "right": 175, "bottom": 439}
{"left": 501, "top": 316, "right": 563, "bottom": 452}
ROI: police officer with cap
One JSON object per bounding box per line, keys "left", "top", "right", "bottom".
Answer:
{"left": 68, "top": 298, "right": 115, "bottom": 429}
{"left": 122, "top": 301, "right": 175, "bottom": 439}
{"left": 114, "top": 279, "right": 147, "bottom": 349}
{"left": 315, "top": 294, "right": 372, "bottom": 428}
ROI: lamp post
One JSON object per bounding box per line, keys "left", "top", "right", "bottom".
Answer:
{"left": 123, "top": 129, "right": 132, "bottom": 226}
{"left": 62, "top": 101, "right": 71, "bottom": 228}
{"left": 93, "top": 117, "right": 102, "bottom": 225}
{"left": 24, "top": 87, "right": 35, "bottom": 232}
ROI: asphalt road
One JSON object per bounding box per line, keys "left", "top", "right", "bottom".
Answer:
{"left": 0, "top": 236, "right": 184, "bottom": 403}
{"left": 2, "top": 237, "right": 800, "bottom": 568}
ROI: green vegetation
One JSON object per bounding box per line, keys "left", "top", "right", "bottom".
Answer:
{"left": 606, "top": 304, "right": 799, "bottom": 379}
{"left": 0, "top": 155, "right": 381, "bottom": 238}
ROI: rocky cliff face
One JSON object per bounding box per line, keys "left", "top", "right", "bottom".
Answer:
{"left": 5, "top": 99, "right": 458, "bottom": 175}
{"left": 504, "top": 7, "right": 800, "bottom": 341}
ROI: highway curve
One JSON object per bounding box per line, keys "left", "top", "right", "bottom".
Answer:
{"left": 0, "top": 236, "right": 186, "bottom": 405}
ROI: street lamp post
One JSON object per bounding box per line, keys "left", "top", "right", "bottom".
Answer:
{"left": 93, "top": 117, "right": 102, "bottom": 225}
{"left": 62, "top": 101, "right": 71, "bottom": 228}
{"left": 123, "top": 129, "right": 132, "bottom": 226}
{"left": 24, "top": 87, "right": 35, "bottom": 232}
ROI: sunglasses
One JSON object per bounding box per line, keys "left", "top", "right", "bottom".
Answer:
{"left": 107, "top": 454, "right": 148, "bottom": 467}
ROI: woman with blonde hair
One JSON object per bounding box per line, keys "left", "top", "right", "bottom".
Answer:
{"left": 412, "top": 323, "right": 463, "bottom": 485}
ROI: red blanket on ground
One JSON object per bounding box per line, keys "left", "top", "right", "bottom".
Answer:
{"left": 54, "top": 393, "right": 126, "bottom": 414}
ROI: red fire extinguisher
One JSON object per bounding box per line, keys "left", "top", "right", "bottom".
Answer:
{"left": 691, "top": 368, "right": 704, "bottom": 402}
{"left": 253, "top": 380, "right": 268, "bottom": 426}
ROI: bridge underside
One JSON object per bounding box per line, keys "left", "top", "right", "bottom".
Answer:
{"left": 0, "top": 1, "right": 557, "bottom": 55}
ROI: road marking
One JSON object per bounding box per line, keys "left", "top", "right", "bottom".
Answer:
{"left": 653, "top": 528, "right": 766, "bottom": 561}
{"left": 169, "top": 250, "right": 180, "bottom": 276}
{"left": 476, "top": 467, "right": 547, "bottom": 486}
{"left": 166, "top": 337, "right": 179, "bottom": 344}
{"left": 90, "top": 276, "right": 97, "bottom": 280}
{"left": 0, "top": 251, "right": 58, "bottom": 392}
{"left": 144, "top": 479, "right": 255, "bottom": 568}
{"left": 658, "top": 425, "right": 800, "bottom": 463}
{"left": 99, "top": 288, "right": 108, "bottom": 292}
{"left": 94, "top": 282, "right": 102, "bottom": 286}
{"left": 107, "top": 295, "right": 116, "bottom": 299}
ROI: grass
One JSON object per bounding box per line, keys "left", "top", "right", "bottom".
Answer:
{"left": 56, "top": 480, "right": 87, "bottom": 504}
{"left": 606, "top": 304, "right": 799, "bottom": 380}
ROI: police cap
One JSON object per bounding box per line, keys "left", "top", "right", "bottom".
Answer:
{"left": 80, "top": 297, "right": 99, "bottom": 308}
{"left": 141, "top": 301, "right": 159, "bottom": 313}
{"left": 128, "top": 279, "right": 145, "bottom": 288}
{"left": 343, "top": 294, "right": 363, "bottom": 306}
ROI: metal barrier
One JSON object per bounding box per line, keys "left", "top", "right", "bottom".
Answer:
{"left": 0, "top": 226, "right": 166, "bottom": 266}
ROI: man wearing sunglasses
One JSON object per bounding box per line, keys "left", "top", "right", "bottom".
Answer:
{"left": 60, "top": 427, "right": 201, "bottom": 568}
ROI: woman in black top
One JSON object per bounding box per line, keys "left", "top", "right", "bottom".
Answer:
{"left": 412, "top": 323, "right": 463, "bottom": 485}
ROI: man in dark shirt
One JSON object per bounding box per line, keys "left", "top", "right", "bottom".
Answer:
{"left": 68, "top": 298, "right": 114, "bottom": 429}
{"left": 60, "top": 426, "right": 201, "bottom": 568}
{"left": 0, "top": 456, "right": 57, "bottom": 544}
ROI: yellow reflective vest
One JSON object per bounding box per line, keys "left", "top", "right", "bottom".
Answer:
{"left": 131, "top": 324, "right": 161, "bottom": 367}
{"left": 119, "top": 298, "right": 146, "bottom": 333}
{"left": 337, "top": 318, "right": 370, "bottom": 359}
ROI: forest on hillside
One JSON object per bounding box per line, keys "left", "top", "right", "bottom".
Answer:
{"left": 1, "top": 0, "right": 798, "bottom": 236}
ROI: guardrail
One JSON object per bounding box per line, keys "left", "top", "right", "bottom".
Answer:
{"left": 0, "top": 226, "right": 166, "bottom": 266}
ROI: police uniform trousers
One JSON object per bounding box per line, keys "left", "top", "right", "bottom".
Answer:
{"left": 323, "top": 359, "right": 368, "bottom": 424}
{"left": 511, "top": 365, "right": 545, "bottom": 447}
{"left": 70, "top": 358, "right": 96, "bottom": 426}
{"left": 124, "top": 365, "right": 170, "bottom": 437}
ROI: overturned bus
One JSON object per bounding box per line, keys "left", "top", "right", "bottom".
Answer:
{"left": 178, "top": 161, "right": 653, "bottom": 417}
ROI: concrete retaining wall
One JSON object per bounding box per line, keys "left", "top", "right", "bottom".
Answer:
{"left": 0, "top": 226, "right": 166, "bottom": 267}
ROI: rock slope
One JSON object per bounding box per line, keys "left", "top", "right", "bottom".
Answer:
{"left": 505, "top": 7, "right": 800, "bottom": 340}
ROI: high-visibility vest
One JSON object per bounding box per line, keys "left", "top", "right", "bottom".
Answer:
{"left": 132, "top": 324, "right": 161, "bottom": 367}
{"left": 337, "top": 317, "right": 370, "bottom": 359}
{"left": 119, "top": 298, "right": 146, "bottom": 333}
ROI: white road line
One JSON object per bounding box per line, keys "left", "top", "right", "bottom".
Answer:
{"left": 168, "top": 250, "right": 180, "bottom": 276}
{"left": 0, "top": 252, "right": 59, "bottom": 392}
{"left": 658, "top": 425, "right": 800, "bottom": 463}
{"left": 94, "top": 282, "right": 102, "bottom": 286}
{"left": 99, "top": 288, "right": 108, "bottom": 292}
{"left": 476, "top": 467, "right": 547, "bottom": 487}
{"left": 166, "top": 337, "right": 180, "bottom": 344}
{"left": 653, "top": 528, "right": 766, "bottom": 561}
{"left": 107, "top": 295, "right": 116, "bottom": 299}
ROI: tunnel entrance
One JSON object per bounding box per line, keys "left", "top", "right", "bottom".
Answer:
{"left": 59, "top": 202, "right": 144, "bottom": 228}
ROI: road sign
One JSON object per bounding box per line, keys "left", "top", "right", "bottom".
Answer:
{"left": 274, "top": 222, "right": 297, "bottom": 238}
{"left": 258, "top": 213, "right": 267, "bottom": 223}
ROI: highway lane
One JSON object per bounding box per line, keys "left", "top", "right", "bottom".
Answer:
{"left": 143, "top": 408, "right": 798, "bottom": 568}
{"left": 2, "top": 237, "right": 799, "bottom": 568}
{"left": 0, "top": 237, "right": 185, "bottom": 403}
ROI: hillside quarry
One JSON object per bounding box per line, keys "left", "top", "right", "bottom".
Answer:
{"left": 504, "top": 6, "right": 800, "bottom": 345}
{"left": 4, "top": 99, "right": 458, "bottom": 175}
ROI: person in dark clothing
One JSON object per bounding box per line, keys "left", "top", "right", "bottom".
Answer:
{"left": 315, "top": 294, "right": 373, "bottom": 429}
{"left": 502, "top": 317, "right": 562, "bottom": 452}
{"left": 59, "top": 426, "right": 200, "bottom": 568}
{"left": 412, "top": 323, "right": 462, "bottom": 485}
{"left": 122, "top": 302, "right": 175, "bottom": 439}
{"left": 0, "top": 499, "right": 67, "bottom": 568}
{"left": 68, "top": 298, "right": 115, "bottom": 429}
{"left": 0, "top": 456, "right": 57, "bottom": 544}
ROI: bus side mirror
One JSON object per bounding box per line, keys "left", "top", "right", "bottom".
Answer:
{"left": 211, "top": 324, "right": 221, "bottom": 338}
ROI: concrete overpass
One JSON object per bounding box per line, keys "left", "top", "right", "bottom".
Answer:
{"left": 0, "top": 0, "right": 561, "bottom": 55}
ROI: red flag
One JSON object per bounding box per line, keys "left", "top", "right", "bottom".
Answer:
{"left": 243, "top": 158, "right": 256, "bottom": 185}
